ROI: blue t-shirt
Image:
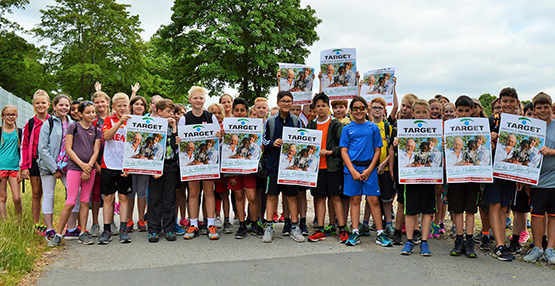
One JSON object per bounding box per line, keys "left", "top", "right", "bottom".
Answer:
{"left": 0, "top": 130, "right": 20, "bottom": 171}
{"left": 537, "top": 120, "right": 555, "bottom": 188}
{"left": 339, "top": 120, "right": 383, "bottom": 174}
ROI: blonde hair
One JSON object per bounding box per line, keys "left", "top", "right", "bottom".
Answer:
{"left": 412, "top": 99, "right": 430, "bottom": 111}
{"left": 188, "top": 86, "right": 207, "bottom": 97}
{"left": 33, "top": 89, "right": 50, "bottom": 104}
{"left": 443, "top": 102, "right": 456, "bottom": 113}
{"left": 92, "top": 91, "right": 111, "bottom": 104}
{"left": 402, "top": 94, "right": 418, "bottom": 106}
{"left": 53, "top": 94, "right": 72, "bottom": 107}
{"left": 1, "top": 105, "right": 19, "bottom": 147}
{"left": 208, "top": 103, "right": 225, "bottom": 115}
{"left": 255, "top": 97, "right": 268, "bottom": 104}
{"left": 112, "top": 92, "right": 129, "bottom": 104}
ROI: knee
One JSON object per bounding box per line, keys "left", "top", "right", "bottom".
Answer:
{"left": 118, "top": 194, "right": 128, "bottom": 203}
{"left": 235, "top": 192, "right": 245, "bottom": 201}
{"left": 350, "top": 197, "right": 362, "bottom": 205}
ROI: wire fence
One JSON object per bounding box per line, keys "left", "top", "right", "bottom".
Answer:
{"left": 0, "top": 86, "right": 35, "bottom": 127}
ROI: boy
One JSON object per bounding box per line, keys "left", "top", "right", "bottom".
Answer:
{"left": 98, "top": 93, "right": 133, "bottom": 244}
{"left": 261, "top": 91, "right": 305, "bottom": 243}
{"left": 331, "top": 100, "right": 350, "bottom": 125}
{"left": 523, "top": 92, "right": 555, "bottom": 264}
{"left": 400, "top": 99, "right": 434, "bottom": 256}
{"left": 448, "top": 95, "right": 479, "bottom": 258}
{"left": 306, "top": 93, "right": 349, "bottom": 243}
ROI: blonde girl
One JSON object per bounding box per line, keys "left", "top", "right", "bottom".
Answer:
{"left": 0, "top": 105, "right": 22, "bottom": 218}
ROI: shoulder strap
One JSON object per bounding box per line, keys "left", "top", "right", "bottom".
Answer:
{"left": 291, "top": 114, "right": 300, "bottom": 128}
{"left": 383, "top": 119, "right": 390, "bottom": 154}
{"left": 48, "top": 116, "right": 55, "bottom": 137}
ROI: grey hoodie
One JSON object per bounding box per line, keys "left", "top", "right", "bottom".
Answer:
{"left": 37, "top": 114, "right": 74, "bottom": 175}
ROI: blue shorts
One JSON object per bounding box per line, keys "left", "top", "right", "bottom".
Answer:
{"left": 343, "top": 167, "right": 380, "bottom": 197}
{"left": 484, "top": 179, "right": 514, "bottom": 207}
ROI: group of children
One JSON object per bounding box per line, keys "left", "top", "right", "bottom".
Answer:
{"left": 1, "top": 81, "right": 554, "bottom": 265}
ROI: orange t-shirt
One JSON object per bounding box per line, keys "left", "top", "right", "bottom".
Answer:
{"left": 317, "top": 118, "right": 330, "bottom": 169}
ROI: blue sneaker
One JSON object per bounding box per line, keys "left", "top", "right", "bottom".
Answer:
{"left": 345, "top": 233, "right": 360, "bottom": 246}
{"left": 527, "top": 219, "right": 532, "bottom": 229}
{"left": 401, "top": 241, "right": 414, "bottom": 255}
{"left": 376, "top": 232, "right": 393, "bottom": 247}
{"left": 175, "top": 224, "right": 185, "bottom": 235}
{"left": 506, "top": 217, "right": 512, "bottom": 228}
{"left": 359, "top": 223, "right": 371, "bottom": 236}
{"left": 420, "top": 241, "right": 432, "bottom": 256}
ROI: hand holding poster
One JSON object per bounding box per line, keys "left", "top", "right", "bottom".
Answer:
{"left": 493, "top": 113, "right": 545, "bottom": 185}
{"left": 397, "top": 119, "right": 443, "bottom": 184}
{"left": 360, "top": 67, "right": 396, "bottom": 106}
{"left": 123, "top": 115, "right": 168, "bottom": 175}
{"left": 278, "top": 63, "right": 315, "bottom": 105}
{"left": 278, "top": 127, "right": 322, "bottom": 187}
{"left": 178, "top": 124, "right": 220, "bottom": 181}
{"left": 319, "top": 48, "right": 357, "bottom": 100}
{"left": 221, "top": 118, "right": 263, "bottom": 174}
{"left": 444, "top": 118, "right": 493, "bottom": 183}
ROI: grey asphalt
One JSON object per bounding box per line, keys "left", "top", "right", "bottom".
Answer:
{"left": 39, "top": 223, "right": 555, "bottom": 286}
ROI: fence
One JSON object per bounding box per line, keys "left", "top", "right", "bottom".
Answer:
{"left": 0, "top": 86, "right": 35, "bottom": 127}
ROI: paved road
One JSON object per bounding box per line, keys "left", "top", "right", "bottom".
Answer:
{"left": 39, "top": 221, "right": 555, "bottom": 286}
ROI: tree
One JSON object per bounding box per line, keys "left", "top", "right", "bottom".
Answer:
{"left": 158, "top": 0, "right": 321, "bottom": 104}
{"left": 479, "top": 93, "right": 497, "bottom": 117}
{"left": 32, "top": 0, "right": 150, "bottom": 99}
{"left": 0, "top": 0, "right": 29, "bottom": 31}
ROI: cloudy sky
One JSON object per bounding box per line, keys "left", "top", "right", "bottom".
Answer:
{"left": 6, "top": 0, "right": 555, "bottom": 107}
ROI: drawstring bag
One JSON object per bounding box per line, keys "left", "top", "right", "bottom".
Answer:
{"left": 56, "top": 120, "right": 69, "bottom": 174}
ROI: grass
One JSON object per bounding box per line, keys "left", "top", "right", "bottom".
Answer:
{"left": 0, "top": 181, "right": 66, "bottom": 286}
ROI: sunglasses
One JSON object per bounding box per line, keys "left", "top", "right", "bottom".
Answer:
{"left": 351, "top": 106, "right": 367, "bottom": 112}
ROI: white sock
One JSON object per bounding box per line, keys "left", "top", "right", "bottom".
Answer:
{"left": 353, "top": 229, "right": 359, "bottom": 235}
{"left": 377, "top": 230, "right": 383, "bottom": 236}
{"left": 67, "top": 228, "right": 77, "bottom": 232}
{"left": 208, "top": 218, "right": 215, "bottom": 227}
{"left": 190, "top": 218, "right": 198, "bottom": 227}
{"left": 55, "top": 233, "right": 62, "bottom": 238}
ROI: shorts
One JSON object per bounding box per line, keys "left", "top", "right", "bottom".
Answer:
{"left": 0, "top": 170, "right": 18, "bottom": 178}
{"left": 530, "top": 188, "right": 555, "bottom": 216}
{"left": 312, "top": 170, "right": 342, "bottom": 198}
{"left": 484, "top": 180, "right": 514, "bottom": 206}
{"left": 378, "top": 173, "right": 395, "bottom": 202}
{"left": 215, "top": 177, "right": 228, "bottom": 193}
{"left": 266, "top": 176, "right": 298, "bottom": 197}
{"left": 256, "top": 176, "right": 266, "bottom": 189}
{"left": 404, "top": 184, "right": 436, "bottom": 216}
{"left": 228, "top": 174, "right": 257, "bottom": 191}
{"left": 447, "top": 183, "right": 480, "bottom": 214}
{"left": 130, "top": 174, "right": 149, "bottom": 199}
{"left": 511, "top": 189, "right": 531, "bottom": 213}
{"left": 100, "top": 168, "right": 132, "bottom": 196}
{"left": 343, "top": 168, "right": 380, "bottom": 197}
{"left": 30, "top": 158, "right": 40, "bottom": 177}
{"left": 397, "top": 184, "right": 406, "bottom": 205}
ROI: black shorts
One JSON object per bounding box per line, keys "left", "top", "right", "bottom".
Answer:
{"left": 397, "top": 184, "right": 406, "bottom": 205}
{"left": 30, "top": 158, "right": 40, "bottom": 177}
{"left": 378, "top": 173, "right": 395, "bottom": 202}
{"left": 530, "top": 188, "right": 555, "bottom": 216}
{"left": 312, "top": 170, "right": 342, "bottom": 198}
{"left": 448, "top": 183, "right": 480, "bottom": 214}
{"left": 266, "top": 176, "right": 298, "bottom": 197}
{"left": 256, "top": 176, "right": 266, "bottom": 190}
{"left": 404, "top": 184, "right": 436, "bottom": 216}
{"left": 511, "top": 189, "right": 531, "bottom": 213}
{"left": 484, "top": 180, "right": 514, "bottom": 206}
{"left": 100, "top": 168, "right": 132, "bottom": 196}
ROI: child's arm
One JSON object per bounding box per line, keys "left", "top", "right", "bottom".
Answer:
{"left": 104, "top": 115, "right": 131, "bottom": 141}
{"left": 37, "top": 119, "right": 59, "bottom": 176}
{"left": 341, "top": 147, "right": 362, "bottom": 181}
{"left": 361, "top": 147, "right": 381, "bottom": 181}
{"left": 389, "top": 77, "right": 398, "bottom": 120}
{"left": 65, "top": 129, "right": 92, "bottom": 174}
{"left": 89, "top": 137, "right": 101, "bottom": 167}
{"left": 388, "top": 145, "right": 395, "bottom": 181}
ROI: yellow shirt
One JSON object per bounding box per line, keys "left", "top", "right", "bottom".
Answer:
{"left": 376, "top": 121, "right": 391, "bottom": 171}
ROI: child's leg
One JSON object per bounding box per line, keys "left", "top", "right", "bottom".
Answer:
{"left": 91, "top": 173, "right": 101, "bottom": 225}
{"left": 366, "top": 196, "right": 383, "bottom": 231}
{"left": 234, "top": 189, "right": 246, "bottom": 222}
{"left": 103, "top": 194, "right": 115, "bottom": 225}
{"left": 118, "top": 193, "right": 129, "bottom": 227}
{"left": 454, "top": 213, "right": 464, "bottom": 236}
{"left": 246, "top": 187, "right": 259, "bottom": 222}
{"left": 330, "top": 195, "right": 345, "bottom": 226}
{"left": 31, "top": 176, "right": 43, "bottom": 224}
{"left": 285, "top": 195, "right": 298, "bottom": 224}
{"left": 349, "top": 195, "right": 362, "bottom": 230}
{"left": 0, "top": 177, "right": 8, "bottom": 218}
{"left": 297, "top": 190, "right": 307, "bottom": 221}
{"left": 406, "top": 215, "right": 417, "bottom": 240}
{"left": 465, "top": 212, "right": 475, "bottom": 236}
{"left": 161, "top": 172, "right": 177, "bottom": 234}
{"left": 266, "top": 194, "right": 278, "bottom": 224}
{"left": 531, "top": 215, "right": 545, "bottom": 248}
{"left": 202, "top": 180, "right": 216, "bottom": 221}
{"left": 282, "top": 194, "right": 289, "bottom": 219}
{"left": 176, "top": 185, "right": 187, "bottom": 220}
{"left": 547, "top": 217, "right": 555, "bottom": 249}
{"left": 421, "top": 214, "right": 433, "bottom": 239}
{"left": 56, "top": 171, "right": 81, "bottom": 234}
{"left": 314, "top": 196, "right": 326, "bottom": 227}
{"left": 489, "top": 203, "right": 508, "bottom": 247}
{"left": 328, "top": 199, "right": 336, "bottom": 225}
{"left": 395, "top": 203, "right": 405, "bottom": 230}
{"left": 7, "top": 176, "right": 22, "bottom": 216}
{"left": 147, "top": 176, "right": 163, "bottom": 233}
{"left": 128, "top": 190, "right": 136, "bottom": 222}
{"left": 363, "top": 201, "right": 371, "bottom": 223}
{"left": 41, "top": 175, "right": 57, "bottom": 230}
{"left": 220, "top": 192, "right": 230, "bottom": 219}
{"left": 187, "top": 181, "right": 201, "bottom": 224}
{"left": 78, "top": 172, "right": 96, "bottom": 233}
{"left": 342, "top": 197, "right": 350, "bottom": 225}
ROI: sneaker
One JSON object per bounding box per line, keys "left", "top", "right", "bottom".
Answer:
{"left": 208, "top": 225, "right": 219, "bottom": 240}
{"left": 291, "top": 226, "right": 305, "bottom": 243}
{"left": 480, "top": 234, "right": 491, "bottom": 251}
{"left": 98, "top": 230, "right": 112, "bottom": 245}
{"left": 493, "top": 245, "right": 514, "bottom": 261}
{"left": 233, "top": 217, "right": 239, "bottom": 225}
{"left": 273, "top": 212, "right": 279, "bottom": 223}
{"left": 465, "top": 239, "right": 477, "bottom": 258}
{"left": 519, "top": 230, "right": 530, "bottom": 244}
{"left": 179, "top": 218, "right": 190, "bottom": 228}
{"left": 90, "top": 224, "right": 101, "bottom": 237}
{"left": 214, "top": 217, "right": 223, "bottom": 228}
{"left": 63, "top": 228, "right": 80, "bottom": 240}
{"left": 312, "top": 217, "right": 318, "bottom": 227}
{"left": 223, "top": 222, "right": 233, "bottom": 234}
{"left": 544, "top": 247, "right": 555, "bottom": 264}
{"left": 506, "top": 217, "right": 512, "bottom": 228}
{"left": 401, "top": 223, "right": 406, "bottom": 235}
{"left": 114, "top": 202, "right": 120, "bottom": 214}
{"left": 359, "top": 223, "right": 371, "bottom": 236}
{"left": 119, "top": 229, "right": 132, "bottom": 243}
{"left": 345, "top": 233, "right": 360, "bottom": 246}
{"left": 148, "top": 233, "right": 159, "bottom": 243}
{"left": 166, "top": 232, "right": 176, "bottom": 241}
{"left": 384, "top": 225, "right": 395, "bottom": 238}
{"left": 126, "top": 219, "right": 134, "bottom": 232}
{"left": 300, "top": 222, "right": 309, "bottom": 236}
{"left": 175, "top": 224, "right": 185, "bottom": 235}
{"left": 393, "top": 231, "right": 403, "bottom": 245}
{"left": 523, "top": 246, "right": 544, "bottom": 263}
{"left": 376, "top": 232, "right": 393, "bottom": 247}
{"left": 200, "top": 223, "right": 208, "bottom": 235}
{"left": 251, "top": 223, "right": 265, "bottom": 238}
{"left": 235, "top": 225, "right": 248, "bottom": 239}
{"left": 438, "top": 223, "right": 446, "bottom": 234}
{"left": 308, "top": 229, "right": 326, "bottom": 242}
{"left": 430, "top": 222, "right": 440, "bottom": 238}
{"left": 78, "top": 232, "right": 94, "bottom": 245}
{"left": 278, "top": 213, "right": 285, "bottom": 222}
{"left": 110, "top": 222, "right": 118, "bottom": 235}
{"left": 35, "top": 224, "right": 47, "bottom": 236}
{"left": 262, "top": 225, "right": 274, "bottom": 243}
{"left": 369, "top": 222, "right": 377, "bottom": 231}
{"left": 527, "top": 219, "right": 532, "bottom": 229}
{"left": 339, "top": 229, "right": 349, "bottom": 243}
{"left": 508, "top": 239, "right": 522, "bottom": 255}
{"left": 420, "top": 241, "right": 432, "bottom": 256}
{"left": 282, "top": 222, "right": 291, "bottom": 236}
{"left": 401, "top": 241, "right": 414, "bottom": 255}
{"left": 184, "top": 226, "right": 199, "bottom": 240}
{"left": 413, "top": 230, "right": 422, "bottom": 245}
{"left": 44, "top": 229, "right": 56, "bottom": 242}
{"left": 450, "top": 237, "right": 464, "bottom": 256}
{"left": 48, "top": 235, "right": 62, "bottom": 247}
{"left": 137, "top": 220, "right": 147, "bottom": 232}
{"left": 324, "top": 225, "right": 337, "bottom": 236}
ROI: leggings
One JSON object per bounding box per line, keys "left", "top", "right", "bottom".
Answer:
{"left": 41, "top": 174, "right": 79, "bottom": 214}
{"left": 130, "top": 174, "right": 149, "bottom": 199}
{"left": 66, "top": 170, "right": 95, "bottom": 206}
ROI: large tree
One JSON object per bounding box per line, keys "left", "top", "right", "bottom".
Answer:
{"left": 158, "top": 0, "right": 321, "bottom": 103}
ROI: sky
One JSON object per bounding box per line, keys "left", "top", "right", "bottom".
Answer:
{"left": 6, "top": 0, "right": 555, "bottom": 108}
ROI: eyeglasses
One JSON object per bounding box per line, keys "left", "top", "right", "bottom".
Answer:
{"left": 351, "top": 106, "right": 367, "bottom": 112}
{"left": 371, "top": 106, "right": 384, "bottom": 111}
{"left": 3, "top": 114, "right": 17, "bottom": 117}
{"left": 279, "top": 100, "right": 293, "bottom": 104}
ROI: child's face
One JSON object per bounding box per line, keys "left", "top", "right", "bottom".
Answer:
{"left": 333, "top": 104, "right": 347, "bottom": 119}
{"left": 158, "top": 107, "right": 174, "bottom": 119}
{"left": 112, "top": 99, "right": 129, "bottom": 118}
{"left": 534, "top": 103, "right": 552, "bottom": 122}
{"left": 173, "top": 108, "right": 185, "bottom": 121}
{"left": 350, "top": 101, "right": 367, "bottom": 121}
{"left": 54, "top": 98, "right": 70, "bottom": 118}
{"left": 290, "top": 105, "right": 301, "bottom": 117}
{"left": 132, "top": 100, "right": 145, "bottom": 116}
{"left": 255, "top": 101, "right": 268, "bottom": 119}
{"left": 400, "top": 100, "right": 412, "bottom": 119}
{"left": 430, "top": 102, "right": 441, "bottom": 119}
{"left": 190, "top": 92, "right": 205, "bottom": 110}
{"left": 443, "top": 106, "right": 456, "bottom": 120}
{"left": 210, "top": 106, "right": 223, "bottom": 123}
{"left": 456, "top": 105, "right": 473, "bottom": 118}
{"left": 439, "top": 98, "right": 449, "bottom": 107}
{"left": 233, "top": 104, "right": 248, "bottom": 118}
{"left": 315, "top": 100, "right": 330, "bottom": 119}
{"left": 500, "top": 96, "right": 518, "bottom": 114}
{"left": 370, "top": 102, "right": 385, "bottom": 119}
{"left": 412, "top": 105, "right": 430, "bottom": 119}
{"left": 1, "top": 108, "right": 18, "bottom": 125}
{"left": 94, "top": 97, "right": 108, "bottom": 113}
{"left": 308, "top": 108, "right": 317, "bottom": 121}
{"left": 71, "top": 103, "right": 80, "bottom": 120}
{"left": 277, "top": 96, "right": 293, "bottom": 114}
{"left": 220, "top": 96, "right": 232, "bottom": 113}
{"left": 80, "top": 105, "right": 96, "bottom": 123}
{"left": 33, "top": 95, "right": 50, "bottom": 114}
{"left": 525, "top": 109, "right": 535, "bottom": 118}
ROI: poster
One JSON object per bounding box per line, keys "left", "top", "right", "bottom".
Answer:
{"left": 123, "top": 115, "right": 168, "bottom": 175}
{"left": 319, "top": 48, "right": 357, "bottom": 100}
{"left": 397, "top": 119, "right": 443, "bottom": 184}
{"left": 278, "top": 63, "right": 315, "bottom": 105}
{"left": 493, "top": 113, "right": 545, "bottom": 185}
{"left": 220, "top": 118, "right": 263, "bottom": 174}
{"left": 444, "top": 118, "right": 493, "bottom": 183}
{"left": 277, "top": 127, "right": 322, "bottom": 187}
{"left": 178, "top": 124, "right": 220, "bottom": 181}
{"left": 360, "top": 66, "right": 396, "bottom": 106}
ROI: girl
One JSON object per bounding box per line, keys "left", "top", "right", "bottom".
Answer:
{"left": 0, "top": 106, "right": 22, "bottom": 218}
{"left": 428, "top": 98, "right": 442, "bottom": 120}
{"left": 443, "top": 102, "right": 457, "bottom": 121}
{"left": 37, "top": 94, "right": 75, "bottom": 240}
{"left": 20, "top": 90, "right": 50, "bottom": 232}
{"left": 48, "top": 101, "right": 101, "bottom": 246}
{"left": 220, "top": 94, "right": 233, "bottom": 118}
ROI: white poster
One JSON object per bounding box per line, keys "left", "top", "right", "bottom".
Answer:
{"left": 178, "top": 124, "right": 220, "bottom": 181}
{"left": 277, "top": 127, "right": 322, "bottom": 187}
{"left": 278, "top": 63, "right": 315, "bottom": 105}
{"left": 319, "top": 48, "right": 357, "bottom": 100}
{"left": 123, "top": 115, "right": 168, "bottom": 175}
{"left": 360, "top": 66, "right": 396, "bottom": 106}
{"left": 220, "top": 118, "right": 263, "bottom": 174}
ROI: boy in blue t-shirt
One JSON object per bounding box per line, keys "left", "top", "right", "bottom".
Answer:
{"left": 339, "top": 97, "right": 392, "bottom": 247}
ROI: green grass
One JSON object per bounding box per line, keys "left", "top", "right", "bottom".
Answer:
{"left": 0, "top": 181, "right": 66, "bottom": 286}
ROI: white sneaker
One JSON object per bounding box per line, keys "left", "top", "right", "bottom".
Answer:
{"left": 544, "top": 247, "right": 555, "bottom": 264}
{"left": 214, "top": 217, "right": 223, "bottom": 228}
{"left": 523, "top": 246, "right": 544, "bottom": 263}
{"left": 291, "top": 226, "right": 306, "bottom": 243}
{"left": 262, "top": 225, "right": 274, "bottom": 243}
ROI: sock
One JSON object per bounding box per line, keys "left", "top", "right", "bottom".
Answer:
{"left": 363, "top": 221, "right": 369, "bottom": 225}
{"left": 104, "top": 224, "right": 111, "bottom": 232}
{"left": 422, "top": 239, "right": 427, "bottom": 243}
{"left": 284, "top": 218, "right": 291, "bottom": 224}
{"left": 300, "top": 217, "right": 306, "bottom": 224}
{"left": 482, "top": 230, "right": 490, "bottom": 235}
{"left": 456, "top": 234, "right": 463, "bottom": 240}
{"left": 292, "top": 223, "right": 298, "bottom": 229}
{"left": 208, "top": 218, "right": 215, "bottom": 227}
{"left": 353, "top": 229, "right": 359, "bottom": 235}
{"left": 224, "top": 217, "right": 230, "bottom": 223}
{"left": 542, "top": 235, "right": 548, "bottom": 250}
{"left": 120, "top": 222, "right": 126, "bottom": 231}
{"left": 318, "top": 226, "right": 325, "bottom": 232}
{"left": 377, "top": 230, "right": 383, "bottom": 236}
{"left": 338, "top": 225, "right": 346, "bottom": 231}
{"left": 386, "top": 222, "right": 392, "bottom": 226}
{"left": 204, "top": 218, "right": 208, "bottom": 225}
{"left": 67, "top": 227, "right": 77, "bottom": 232}
{"left": 267, "top": 221, "right": 274, "bottom": 227}
{"left": 408, "top": 239, "right": 413, "bottom": 244}
{"left": 55, "top": 233, "right": 62, "bottom": 238}
{"left": 394, "top": 229, "right": 401, "bottom": 235}
{"left": 190, "top": 218, "right": 198, "bottom": 227}
{"left": 466, "top": 234, "right": 473, "bottom": 241}
{"left": 240, "top": 221, "right": 247, "bottom": 227}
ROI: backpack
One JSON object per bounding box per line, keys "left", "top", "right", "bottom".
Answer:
{"left": 0, "top": 127, "right": 23, "bottom": 147}
{"left": 383, "top": 119, "right": 391, "bottom": 155}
